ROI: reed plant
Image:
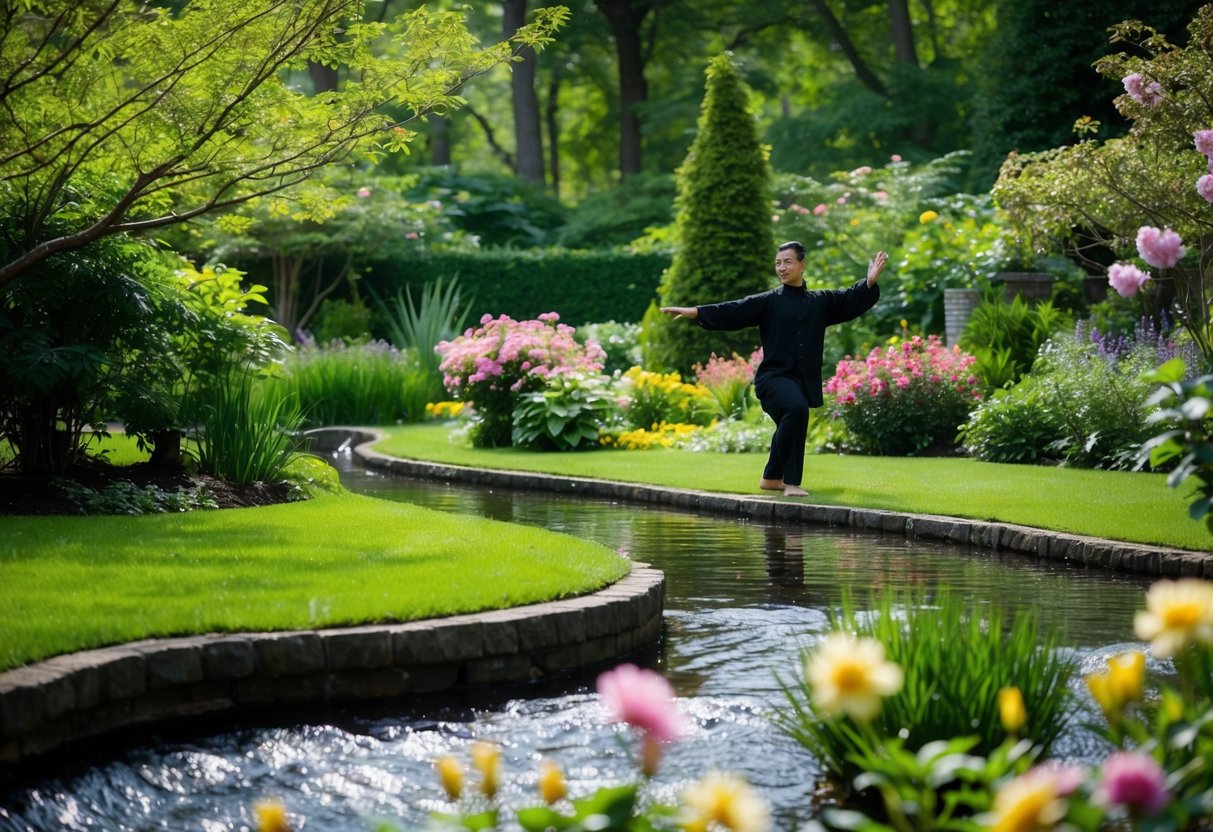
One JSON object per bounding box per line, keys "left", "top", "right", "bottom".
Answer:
{"left": 279, "top": 340, "right": 432, "bottom": 426}
{"left": 777, "top": 590, "right": 1077, "bottom": 781}
{"left": 195, "top": 371, "right": 304, "bottom": 484}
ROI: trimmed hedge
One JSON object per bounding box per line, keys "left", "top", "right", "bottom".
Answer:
{"left": 364, "top": 249, "right": 670, "bottom": 326}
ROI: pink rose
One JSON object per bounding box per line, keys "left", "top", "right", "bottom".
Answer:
{"left": 1136, "top": 226, "right": 1184, "bottom": 269}
{"left": 597, "top": 664, "right": 683, "bottom": 742}
{"left": 1108, "top": 263, "right": 1152, "bottom": 298}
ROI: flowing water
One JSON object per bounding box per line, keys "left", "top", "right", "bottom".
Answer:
{"left": 0, "top": 452, "right": 1157, "bottom": 831}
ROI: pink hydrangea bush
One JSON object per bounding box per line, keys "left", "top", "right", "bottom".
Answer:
{"left": 825, "top": 334, "right": 982, "bottom": 455}
{"left": 436, "top": 312, "right": 605, "bottom": 447}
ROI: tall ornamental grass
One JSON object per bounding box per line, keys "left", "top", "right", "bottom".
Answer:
{"left": 777, "top": 591, "right": 1077, "bottom": 781}
{"left": 195, "top": 371, "right": 304, "bottom": 484}
{"left": 279, "top": 340, "right": 432, "bottom": 426}
{"left": 373, "top": 276, "right": 473, "bottom": 402}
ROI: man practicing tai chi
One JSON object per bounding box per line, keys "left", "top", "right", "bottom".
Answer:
{"left": 660, "top": 242, "right": 887, "bottom": 497}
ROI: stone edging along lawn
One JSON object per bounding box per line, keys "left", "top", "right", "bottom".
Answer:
{"left": 0, "top": 440, "right": 666, "bottom": 767}
{"left": 335, "top": 429, "right": 1213, "bottom": 580}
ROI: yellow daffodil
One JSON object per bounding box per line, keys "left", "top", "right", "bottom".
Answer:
{"left": 435, "top": 755, "right": 463, "bottom": 801}
{"left": 1134, "top": 578, "right": 1213, "bottom": 657}
{"left": 805, "top": 632, "right": 904, "bottom": 722}
{"left": 987, "top": 771, "right": 1066, "bottom": 832}
{"left": 254, "top": 799, "right": 291, "bottom": 832}
{"left": 538, "top": 759, "right": 567, "bottom": 805}
{"left": 919, "top": 210, "right": 938, "bottom": 223}
{"left": 470, "top": 741, "right": 502, "bottom": 799}
{"left": 681, "top": 771, "right": 771, "bottom": 832}
{"left": 998, "top": 686, "right": 1027, "bottom": 735}
{"left": 1085, "top": 670, "right": 1120, "bottom": 723}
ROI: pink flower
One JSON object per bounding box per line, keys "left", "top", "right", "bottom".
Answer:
{"left": 1198, "top": 174, "right": 1213, "bottom": 203}
{"left": 405, "top": 231, "right": 420, "bottom": 240}
{"left": 851, "top": 165, "right": 873, "bottom": 176}
{"left": 836, "top": 196, "right": 847, "bottom": 205}
{"left": 772, "top": 214, "right": 781, "bottom": 222}
{"left": 356, "top": 187, "right": 372, "bottom": 198}
{"left": 1195, "top": 129, "right": 1213, "bottom": 158}
{"left": 1136, "top": 226, "right": 1184, "bottom": 269}
{"left": 813, "top": 204, "right": 828, "bottom": 216}
{"left": 890, "top": 154, "right": 902, "bottom": 162}
{"left": 597, "top": 664, "right": 683, "bottom": 742}
{"left": 1097, "top": 752, "right": 1170, "bottom": 816}
{"left": 1123, "top": 73, "right": 1163, "bottom": 107}
{"left": 1108, "top": 263, "right": 1152, "bottom": 297}
{"left": 872, "top": 191, "right": 889, "bottom": 201}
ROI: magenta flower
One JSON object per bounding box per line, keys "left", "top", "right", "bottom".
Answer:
{"left": 1097, "top": 752, "right": 1170, "bottom": 817}
{"left": 1195, "top": 129, "right": 1213, "bottom": 158}
{"left": 1198, "top": 174, "right": 1213, "bottom": 203}
{"left": 1136, "top": 226, "right": 1184, "bottom": 269}
{"left": 1107, "top": 263, "right": 1152, "bottom": 297}
{"left": 1123, "top": 73, "right": 1163, "bottom": 107}
{"left": 597, "top": 663, "right": 684, "bottom": 742}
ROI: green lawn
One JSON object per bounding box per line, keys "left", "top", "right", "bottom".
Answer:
{"left": 0, "top": 491, "right": 629, "bottom": 671}
{"left": 375, "top": 423, "right": 1213, "bottom": 553}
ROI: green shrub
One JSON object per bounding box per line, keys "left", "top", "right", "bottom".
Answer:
{"left": 195, "top": 372, "right": 304, "bottom": 485}
{"left": 961, "top": 320, "right": 1197, "bottom": 468}
{"left": 555, "top": 173, "right": 676, "bottom": 249}
{"left": 511, "top": 373, "right": 618, "bottom": 451}
{"left": 372, "top": 275, "right": 473, "bottom": 402}
{"left": 776, "top": 591, "right": 1077, "bottom": 782}
{"left": 278, "top": 340, "right": 433, "bottom": 427}
{"left": 825, "top": 335, "right": 983, "bottom": 455}
{"left": 54, "top": 479, "right": 218, "bottom": 515}
{"left": 647, "top": 54, "right": 773, "bottom": 373}
{"left": 577, "top": 320, "right": 641, "bottom": 376}
{"left": 309, "top": 297, "right": 374, "bottom": 345}
{"left": 959, "top": 289, "right": 1071, "bottom": 390}
{"left": 405, "top": 168, "right": 567, "bottom": 248}
{"left": 617, "top": 367, "right": 716, "bottom": 430}
{"left": 365, "top": 249, "right": 668, "bottom": 326}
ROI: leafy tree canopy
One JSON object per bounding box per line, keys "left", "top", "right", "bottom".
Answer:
{"left": 0, "top": 0, "right": 567, "bottom": 288}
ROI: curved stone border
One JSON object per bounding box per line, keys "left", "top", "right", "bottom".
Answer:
{"left": 0, "top": 562, "right": 663, "bottom": 767}
{"left": 327, "top": 428, "right": 1213, "bottom": 579}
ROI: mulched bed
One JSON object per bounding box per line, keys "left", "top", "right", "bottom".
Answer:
{"left": 0, "top": 461, "right": 292, "bottom": 516}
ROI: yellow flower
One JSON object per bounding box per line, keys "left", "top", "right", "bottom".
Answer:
{"left": 435, "top": 755, "right": 463, "bottom": 801}
{"left": 919, "top": 210, "right": 939, "bottom": 223}
{"left": 1107, "top": 651, "right": 1145, "bottom": 704}
{"left": 1084, "top": 671, "right": 1120, "bottom": 723}
{"left": 998, "top": 686, "right": 1027, "bottom": 735}
{"left": 987, "top": 771, "right": 1066, "bottom": 832}
{"left": 681, "top": 771, "right": 771, "bottom": 832}
{"left": 1134, "top": 578, "right": 1213, "bottom": 657}
{"left": 471, "top": 741, "right": 502, "bottom": 799}
{"left": 849, "top": 217, "right": 860, "bottom": 227}
{"left": 805, "top": 632, "right": 904, "bottom": 721}
{"left": 538, "top": 759, "right": 567, "bottom": 805}
{"left": 254, "top": 799, "right": 291, "bottom": 832}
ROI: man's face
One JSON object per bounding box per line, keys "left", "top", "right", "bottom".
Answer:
{"left": 775, "top": 250, "right": 806, "bottom": 286}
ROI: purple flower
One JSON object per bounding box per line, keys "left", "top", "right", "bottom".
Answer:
{"left": 1123, "top": 73, "right": 1163, "bottom": 107}
{"left": 1108, "top": 263, "right": 1152, "bottom": 297}
{"left": 1097, "top": 752, "right": 1170, "bottom": 817}
{"left": 1195, "top": 129, "right": 1213, "bottom": 158}
{"left": 1198, "top": 174, "right": 1213, "bottom": 203}
{"left": 1136, "top": 226, "right": 1184, "bottom": 269}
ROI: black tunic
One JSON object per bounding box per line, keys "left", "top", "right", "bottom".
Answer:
{"left": 695, "top": 277, "right": 880, "bottom": 407}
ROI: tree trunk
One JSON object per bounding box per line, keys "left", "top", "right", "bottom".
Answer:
{"left": 430, "top": 114, "right": 451, "bottom": 166}
{"left": 594, "top": 0, "right": 652, "bottom": 178}
{"left": 148, "top": 429, "right": 184, "bottom": 469}
{"left": 546, "top": 68, "right": 562, "bottom": 195}
{"left": 888, "top": 0, "right": 918, "bottom": 67}
{"left": 504, "top": 0, "right": 545, "bottom": 184}
{"left": 806, "top": 0, "right": 887, "bottom": 97}
{"left": 307, "top": 61, "right": 339, "bottom": 94}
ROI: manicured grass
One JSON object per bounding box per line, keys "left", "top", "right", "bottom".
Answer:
{"left": 0, "top": 492, "right": 629, "bottom": 671}
{"left": 376, "top": 423, "right": 1212, "bottom": 552}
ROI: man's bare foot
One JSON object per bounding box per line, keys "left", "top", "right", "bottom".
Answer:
{"left": 782, "top": 485, "right": 809, "bottom": 497}
{"left": 759, "top": 478, "right": 784, "bottom": 491}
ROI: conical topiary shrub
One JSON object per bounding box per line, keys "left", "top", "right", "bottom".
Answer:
{"left": 646, "top": 53, "right": 774, "bottom": 374}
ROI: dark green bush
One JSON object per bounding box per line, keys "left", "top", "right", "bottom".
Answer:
{"left": 555, "top": 173, "right": 676, "bottom": 249}
{"left": 959, "top": 289, "right": 1071, "bottom": 390}
{"left": 364, "top": 249, "right": 668, "bottom": 326}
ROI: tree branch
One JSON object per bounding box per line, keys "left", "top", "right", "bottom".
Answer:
{"left": 805, "top": 0, "right": 887, "bottom": 97}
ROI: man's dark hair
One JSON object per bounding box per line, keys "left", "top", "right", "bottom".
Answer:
{"left": 777, "top": 241, "right": 806, "bottom": 261}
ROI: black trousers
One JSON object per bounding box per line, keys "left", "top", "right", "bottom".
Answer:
{"left": 757, "top": 375, "right": 811, "bottom": 487}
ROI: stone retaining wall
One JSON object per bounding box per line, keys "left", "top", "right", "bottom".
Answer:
{"left": 0, "top": 564, "right": 664, "bottom": 767}
{"left": 334, "top": 430, "right": 1212, "bottom": 579}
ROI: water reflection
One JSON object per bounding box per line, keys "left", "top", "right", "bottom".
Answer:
{"left": 0, "top": 453, "right": 1155, "bottom": 831}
